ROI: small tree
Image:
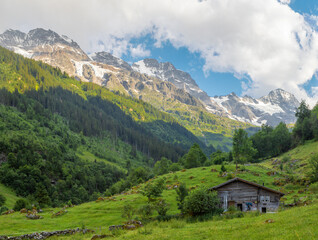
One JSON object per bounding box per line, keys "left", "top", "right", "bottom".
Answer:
{"left": 233, "top": 129, "right": 257, "bottom": 171}
{"left": 13, "top": 199, "right": 27, "bottom": 211}
{"left": 153, "top": 157, "right": 172, "bottom": 176}
{"left": 138, "top": 204, "right": 154, "bottom": 234}
{"left": 122, "top": 203, "right": 135, "bottom": 222}
{"left": 182, "top": 143, "right": 207, "bottom": 169}
{"left": 183, "top": 187, "right": 221, "bottom": 216}
{"left": 141, "top": 178, "right": 165, "bottom": 202}
{"left": 0, "top": 194, "right": 6, "bottom": 207}
{"left": 155, "top": 199, "right": 170, "bottom": 217}
{"left": 176, "top": 183, "right": 188, "bottom": 214}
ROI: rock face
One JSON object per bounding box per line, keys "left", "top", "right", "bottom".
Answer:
{"left": 132, "top": 58, "right": 211, "bottom": 104}
{"left": 90, "top": 52, "right": 132, "bottom": 71}
{"left": 209, "top": 89, "right": 300, "bottom": 126}
{"left": 132, "top": 59, "right": 300, "bottom": 126}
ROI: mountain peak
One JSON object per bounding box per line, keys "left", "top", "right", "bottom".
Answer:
{"left": 261, "top": 88, "right": 299, "bottom": 106}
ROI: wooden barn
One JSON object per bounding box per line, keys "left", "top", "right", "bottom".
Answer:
{"left": 210, "top": 177, "right": 284, "bottom": 213}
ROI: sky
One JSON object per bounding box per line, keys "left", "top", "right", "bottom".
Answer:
{"left": 1, "top": 0, "right": 318, "bottom": 106}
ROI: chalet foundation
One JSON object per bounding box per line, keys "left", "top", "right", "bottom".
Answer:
{"left": 210, "top": 178, "right": 284, "bottom": 213}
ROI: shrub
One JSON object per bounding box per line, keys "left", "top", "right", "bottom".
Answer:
{"left": 226, "top": 173, "right": 234, "bottom": 180}
{"left": 0, "top": 194, "right": 6, "bottom": 207}
{"left": 309, "top": 154, "right": 318, "bottom": 183}
{"left": 141, "top": 178, "right": 165, "bottom": 202}
{"left": 0, "top": 206, "right": 8, "bottom": 214}
{"left": 183, "top": 187, "right": 221, "bottom": 216}
{"left": 122, "top": 203, "right": 135, "bottom": 221}
{"left": 155, "top": 199, "right": 170, "bottom": 217}
{"left": 175, "top": 182, "right": 188, "bottom": 214}
{"left": 13, "top": 199, "right": 27, "bottom": 211}
{"left": 169, "top": 163, "right": 181, "bottom": 172}
{"left": 309, "top": 182, "right": 318, "bottom": 194}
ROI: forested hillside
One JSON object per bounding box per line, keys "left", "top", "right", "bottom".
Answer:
{"left": 0, "top": 46, "right": 215, "bottom": 206}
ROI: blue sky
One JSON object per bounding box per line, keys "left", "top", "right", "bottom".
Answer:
{"left": 117, "top": 0, "right": 318, "bottom": 98}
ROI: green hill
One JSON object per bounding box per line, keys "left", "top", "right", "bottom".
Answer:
{"left": 0, "top": 183, "right": 20, "bottom": 209}
{"left": 1, "top": 140, "right": 317, "bottom": 237}
{"left": 261, "top": 140, "right": 318, "bottom": 177}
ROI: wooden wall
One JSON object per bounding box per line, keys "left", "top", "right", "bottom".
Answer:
{"left": 215, "top": 181, "right": 281, "bottom": 212}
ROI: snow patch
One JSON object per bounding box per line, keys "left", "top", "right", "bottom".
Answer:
{"left": 132, "top": 60, "right": 157, "bottom": 77}
{"left": 12, "top": 47, "right": 33, "bottom": 58}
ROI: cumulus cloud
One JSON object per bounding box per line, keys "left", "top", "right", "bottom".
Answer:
{"left": 1, "top": 0, "right": 318, "bottom": 105}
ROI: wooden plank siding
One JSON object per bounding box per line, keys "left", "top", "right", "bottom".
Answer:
{"left": 210, "top": 178, "right": 284, "bottom": 213}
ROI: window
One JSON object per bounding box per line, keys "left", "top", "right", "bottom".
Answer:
{"left": 260, "top": 196, "right": 270, "bottom": 202}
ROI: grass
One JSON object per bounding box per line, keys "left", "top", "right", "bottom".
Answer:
{"left": 0, "top": 164, "right": 309, "bottom": 236}
{"left": 261, "top": 140, "right": 318, "bottom": 177}
{"left": 31, "top": 202, "right": 318, "bottom": 240}
{"left": 0, "top": 183, "right": 21, "bottom": 209}
{"left": 0, "top": 141, "right": 317, "bottom": 238}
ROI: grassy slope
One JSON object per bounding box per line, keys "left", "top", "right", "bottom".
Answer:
{"left": 0, "top": 132, "right": 316, "bottom": 238}
{"left": 261, "top": 140, "right": 318, "bottom": 177}
{"left": 0, "top": 162, "right": 311, "bottom": 236}
{"left": 113, "top": 203, "right": 318, "bottom": 240}
{"left": 0, "top": 183, "right": 20, "bottom": 209}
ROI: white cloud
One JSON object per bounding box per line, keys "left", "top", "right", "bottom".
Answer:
{"left": 1, "top": 0, "right": 318, "bottom": 106}
{"left": 129, "top": 44, "right": 151, "bottom": 58}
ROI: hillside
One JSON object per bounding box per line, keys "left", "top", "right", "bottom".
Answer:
{"left": 261, "top": 140, "right": 318, "bottom": 177}
{"left": 0, "top": 184, "right": 20, "bottom": 209}
{"left": 0, "top": 45, "right": 211, "bottom": 156}
{"left": 1, "top": 137, "right": 317, "bottom": 237}
{"left": 0, "top": 46, "right": 220, "bottom": 207}
{"left": 0, "top": 29, "right": 255, "bottom": 150}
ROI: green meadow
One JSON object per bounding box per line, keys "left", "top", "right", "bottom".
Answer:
{"left": 0, "top": 140, "right": 317, "bottom": 239}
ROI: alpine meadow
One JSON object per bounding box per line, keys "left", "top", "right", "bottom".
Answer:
{"left": 1, "top": 1, "right": 318, "bottom": 239}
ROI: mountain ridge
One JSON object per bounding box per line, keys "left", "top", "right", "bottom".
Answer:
{"left": 0, "top": 28, "right": 296, "bottom": 138}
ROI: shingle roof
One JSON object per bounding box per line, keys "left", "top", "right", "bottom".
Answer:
{"left": 210, "top": 177, "right": 284, "bottom": 196}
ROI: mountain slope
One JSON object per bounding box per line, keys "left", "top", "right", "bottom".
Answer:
{"left": 0, "top": 28, "right": 253, "bottom": 150}
{"left": 132, "top": 58, "right": 300, "bottom": 127}
{"left": 0, "top": 45, "right": 210, "bottom": 158}
{"left": 210, "top": 89, "right": 300, "bottom": 126}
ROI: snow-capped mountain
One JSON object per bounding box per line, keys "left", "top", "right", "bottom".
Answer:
{"left": 209, "top": 89, "right": 300, "bottom": 126}
{"left": 0, "top": 28, "right": 90, "bottom": 77}
{"left": 0, "top": 28, "right": 300, "bottom": 127}
{"left": 132, "top": 59, "right": 211, "bottom": 104}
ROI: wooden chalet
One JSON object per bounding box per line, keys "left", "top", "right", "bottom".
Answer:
{"left": 210, "top": 177, "right": 284, "bottom": 213}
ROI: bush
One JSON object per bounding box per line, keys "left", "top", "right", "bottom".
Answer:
{"left": 169, "top": 163, "right": 181, "bottom": 172}
{"left": 175, "top": 182, "right": 188, "bottom": 214}
{"left": 183, "top": 187, "right": 222, "bottom": 216}
{"left": 0, "top": 194, "right": 6, "bottom": 207}
{"left": 141, "top": 178, "right": 165, "bottom": 202}
{"left": 13, "top": 199, "right": 27, "bottom": 211}
{"left": 155, "top": 199, "right": 170, "bottom": 217}
{"left": 0, "top": 206, "right": 8, "bottom": 214}
{"left": 309, "top": 182, "right": 318, "bottom": 194}
{"left": 122, "top": 203, "right": 135, "bottom": 221}
{"left": 309, "top": 154, "right": 318, "bottom": 183}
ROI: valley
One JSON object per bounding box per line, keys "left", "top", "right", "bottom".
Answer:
{"left": 0, "top": 20, "right": 317, "bottom": 240}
